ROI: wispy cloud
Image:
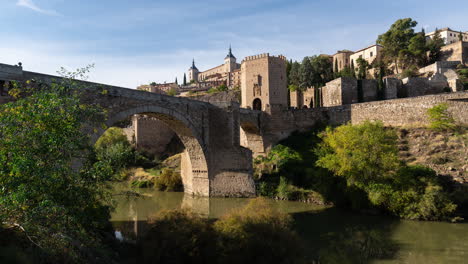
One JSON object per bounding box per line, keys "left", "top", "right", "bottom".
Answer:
{"left": 16, "top": 0, "right": 61, "bottom": 16}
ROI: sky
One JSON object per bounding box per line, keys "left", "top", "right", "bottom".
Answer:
{"left": 1, "top": 0, "right": 467, "bottom": 88}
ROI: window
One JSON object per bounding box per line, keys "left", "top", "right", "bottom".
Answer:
{"left": 370, "top": 52, "right": 374, "bottom": 57}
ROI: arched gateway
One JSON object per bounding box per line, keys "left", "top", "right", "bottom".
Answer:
{"left": 83, "top": 85, "right": 256, "bottom": 197}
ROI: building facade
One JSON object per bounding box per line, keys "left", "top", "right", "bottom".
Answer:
{"left": 332, "top": 50, "right": 354, "bottom": 72}
{"left": 349, "top": 44, "right": 382, "bottom": 68}
{"left": 240, "top": 53, "right": 288, "bottom": 111}
{"left": 426, "top": 28, "right": 468, "bottom": 45}
{"left": 190, "top": 47, "right": 242, "bottom": 88}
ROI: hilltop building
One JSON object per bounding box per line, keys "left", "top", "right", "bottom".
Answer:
{"left": 332, "top": 50, "right": 354, "bottom": 72}
{"left": 332, "top": 45, "right": 383, "bottom": 73}
{"left": 426, "top": 27, "right": 468, "bottom": 44}
{"left": 188, "top": 48, "right": 288, "bottom": 111}
{"left": 189, "top": 46, "right": 242, "bottom": 88}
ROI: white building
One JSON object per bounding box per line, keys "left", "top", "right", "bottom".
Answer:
{"left": 349, "top": 44, "right": 383, "bottom": 67}
{"left": 426, "top": 28, "right": 468, "bottom": 44}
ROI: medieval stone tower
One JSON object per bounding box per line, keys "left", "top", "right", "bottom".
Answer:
{"left": 241, "top": 53, "right": 288, "bottom": 112}
{"left": 224, "top": 45, "right": 237, "bottom": 73}
{"left": 188, "top": 59, "right": 199, "bottom": 82}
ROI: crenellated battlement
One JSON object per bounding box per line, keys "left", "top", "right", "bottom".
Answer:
{"left": 242, "top": 53, "right": 287, "bottom": 62}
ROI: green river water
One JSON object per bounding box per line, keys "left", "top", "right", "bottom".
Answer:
{"left": 111, "top": 184, "right": 468, "bottom": 263}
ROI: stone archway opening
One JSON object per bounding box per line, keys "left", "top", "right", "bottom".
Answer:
{"left": 253, "top": 98, "right": 262, "bottom": 111}
{"left": 240, "top": 121, "right": 265, "bottom": 157}
{"left": 98, "top": 106, "right": 210, "bottom": 196}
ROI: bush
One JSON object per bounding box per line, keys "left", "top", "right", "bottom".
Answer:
{"left": 402, "top": 65, "right": 419, "bottom": 78}
{"left": 315, "top": 121, "right": 457, "bottom": 220}
{"left": 138, "top": 198, "right": 306, "bottom": 264}
{"left": 427, "top": 103, "right": 457, "bottom": 132}
{"left": 214, "top": 198, "right": 306, "bottom": 264}
{"left": 95, "top": 127, "right": 130, "bottom": 151}
{"left": 138, "top": 210, "right": 217, "bottom": 264}
{"left": 316, "top": 121, "right": 400, "bottom": 184}
{"left": 154, "top": 168, "right": 183, "bottom": 191}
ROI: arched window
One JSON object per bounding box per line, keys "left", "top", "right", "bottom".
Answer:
{"left": 253, "top": 98, "right": 262, "bottom": 111}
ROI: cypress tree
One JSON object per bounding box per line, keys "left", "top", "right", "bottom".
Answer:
{"left": 183, "top": 73, "right": 187, "bottom": 85}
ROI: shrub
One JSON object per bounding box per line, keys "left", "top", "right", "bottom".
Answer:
{"left": 214, "top": 198, "right": 306, "bottom": 264}
{"left": 402, "top": 65, "right": 419, "bottom": 78}
{"left": 316, "top": 121, "right": 400, "bottom": 185}
{"left": 138, "top": 210, "right": 217, "bottom": 264}
{"left": 316, "top": 121, "right": 457, "bottom": 220}
{"left": 154, "top": 168, "right": 183, "bottom": 191}
{"left": 427, "top": 103, "right": 457, "bottom": 132}
{"left": 95, "top": 127, "right": 130, "bottom": 151}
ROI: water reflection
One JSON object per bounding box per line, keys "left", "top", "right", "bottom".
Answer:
{"left": 111, "top": 184, "right": 468, "bottom": 264}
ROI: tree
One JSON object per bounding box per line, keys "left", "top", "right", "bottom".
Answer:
{"left": 334, "top": 58, "right": 339, "bottom": 73}
{"left": 407, "top": 32, "right": 428, "bottom": 67}
{"left": 310, "top": 55, "right": 334, "bottom": 87}
{"left": 150, "top": 81, "right": 157, "bottom": 86}
{"left": 427, "top": 103, "right": 457, "bottom": 131}
{"left": 167, "top": 88, "right": 178, "bottom": 96}
{"left": 316, "top": 121, "right": 400, "bottom": 185}
{"left": 350, "top": 59, "right": 356, "bottom": 78}
{"left": 175, "top": 77, "right": 178, "bottom": 85}
{"left": 288, "top": 61, "right": 301, "bottom": 91}
{"left": 426, "top": 29, "right": 445, "bottom": 64}
{"left": 183, "top": 73, "right": 187, "bottom": 86}
{"left": 0, "top": 70, "right": 115, "bottom": 262}
{"left": 356, "top": 58, "right": 370, "bottom": 79}
{"left": 299, "top": 57, "right": 313, "bottom": 89}
{"left": 336, "top": 66, "right": 355, "bottom": 78}
{"left": 377, "top": 18, "right": 418, "bottom": 73}
{"left": 459, "top": 32, "right": 463, "bottom": 42}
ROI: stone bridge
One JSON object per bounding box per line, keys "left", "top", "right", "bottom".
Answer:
{"left": 0, "top": 64, "right": 256, "bottom": 197}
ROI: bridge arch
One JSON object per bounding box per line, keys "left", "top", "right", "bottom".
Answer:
{"left": 103, "top": 105, "right": 210, "bottom": 196}
{"left": 240, "top": 121, "right": 266, "bottom": 157}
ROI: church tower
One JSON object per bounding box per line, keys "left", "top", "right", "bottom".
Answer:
{"left": 188, "top": 59, "right": 199, "bottom": 82}
{"left": 224, "top": 45, "right": 237, "bottom": 73}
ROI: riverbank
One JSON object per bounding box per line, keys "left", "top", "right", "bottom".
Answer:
{"left": 110, "top": 185, "right": 468, "bottom": 264}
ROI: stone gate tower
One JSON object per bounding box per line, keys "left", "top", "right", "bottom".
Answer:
{"left": 240, "top": 53, "right": 288, "bottom": 112}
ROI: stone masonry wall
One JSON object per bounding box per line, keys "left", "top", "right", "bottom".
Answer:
{"left": 327, "top": 92, "right": 468, "bottom": 127}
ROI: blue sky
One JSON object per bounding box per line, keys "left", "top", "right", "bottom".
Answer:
{"left": 1, "top": 0, "right": 467, "bottom": 88}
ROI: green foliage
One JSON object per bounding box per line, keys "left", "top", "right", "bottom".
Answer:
{"left": 427, "top": 103, "right": 457, "bottom": 131}
{"left": 138, "top": 210, "right": 217, "bottom": 264}
{"left": 427, "top": 29, "right": 445, "bottom": 64}
{"left": 315, "top": 122, "right": 457, "bottom": 220}
{"left": 167, "top": 87, "right": 178, "bottom": 96}
{"left": 254, "top": 144, "right": 301, "bottom": 179}
{"left": 154, "top": 168, "right": 183, "bottom": 191}
{"left": 316, "top": 121, "right": 400, "bottom": 184}
{"left": 95, "top": 127, "right": 130, "bottom": 151}
{"left": 214, "top": 198, "right": 306, "bottom": 264}
{"left": 356, "top": 57, "right": 370, "bottom": 79}
{"left": 138, "top": 198, "right": 306, "bottom": 264}
{"left": 401, "top": 65, "right": 419, "bottom": 78}
{"left": 288, "top": 61, "right": 301, "bottom": 88}
{"left": 183, "top": 73, "right": 187, "bottom": 86}
{"left": 377, "top": 18, "right": 418, "bottom": 73}
{"left": 208, "top": 84, "right": 228, "bottom": 94}
{"left": 335, "top": 66, "right": 355, "bottom": 78}
{"left": 297, "top": 55, "right": 334, "bottom": 90}
{"left": 0, "top": 70, "right": 115, "bottom": 262}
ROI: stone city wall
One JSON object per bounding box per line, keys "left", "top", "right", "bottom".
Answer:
{"left": 326, "top": 91, "right": 468, "bottom": 127}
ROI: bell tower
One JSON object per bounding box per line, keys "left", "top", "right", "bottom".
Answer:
{"left": 188, "top": 59, "right": 199, "bottom": 83}
{"left": 224, "top": 45, "right": 237, "bottom": 73}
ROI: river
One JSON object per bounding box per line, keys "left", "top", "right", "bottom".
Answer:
{"left": 111, "top": 184, "right": 468, "bottom": 263}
